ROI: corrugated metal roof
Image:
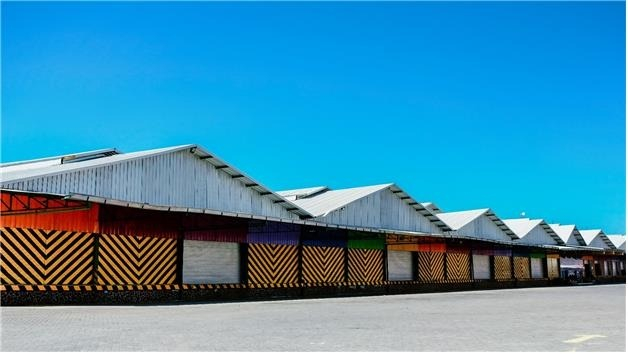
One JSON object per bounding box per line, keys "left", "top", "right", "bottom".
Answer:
{"left": 284, "top": 183, "right": 451, "bottom": 232}
{"left": 276, "top": 186, "right": 329, "bottom": 201}
{"left": 437, "top": 208, "right": 517, "bottom": 239}
{"left": 579, "top": 229, "right": 615, "bottom": 249}
{"left": 420, "top": 202, "right": 443, "bottom": 214}
{"left": 606, "top": 235, "right": 626, "bottom": 250}
{"left": 289, "top": 183, "right": 393, "bottom": 217}
{"left": 502, "top": 218, "right": 564, "bottom": 245}
{"left": 0, "top": 144, "right": 312, "bottom": 218}
{"left": 548, "top": 224, "right": 586, "bottom": 246}
{"left": 0, "top": 148, "right": 121, "bottom": 171}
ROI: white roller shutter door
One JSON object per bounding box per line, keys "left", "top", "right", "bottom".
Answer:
{"left": 472, "top": 255, "right": 490, "bottom": 280}
{"left": 530, "top": 258, "right": 543, "bottom": 278}
{"left": 387, "top": 250, "right": 413, "bottom": 281}
{"left": 183, "top": 240, "right": 240, "bottom": 284}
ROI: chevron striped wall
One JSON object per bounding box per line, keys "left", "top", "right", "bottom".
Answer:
{"left": 0, "top": 227, "right": 94, "bottom": 285}
{"left": 97, "top": 234, "right": 177, "bottom": 285}
{"left": 513, "top": 257, "right": 531, "bottom": 279}
{"left": 247, "top": 243, "right": 299, "bottom": 285}
{"left": 302, "top": 246, "right": 345, "bottom": 283}
{"left": 348, "top": 249, "right": 383, "bottom": 283}
{"left": 446, "top": 252, "right": 471, "bottom": 281}
{"left": 418, "top": 252, "right": 445, "bottom": 282}
{"left": 494, "top": 256, "right": 512, "bottom": 280}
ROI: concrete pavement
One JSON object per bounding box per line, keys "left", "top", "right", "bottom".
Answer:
{"left": 1, "top": 284, "right": 625, "bottom": 351}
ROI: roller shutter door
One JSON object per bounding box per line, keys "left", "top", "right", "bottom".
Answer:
{"left": 530, "top": 258, "right": 543, "bottom": 278}
{"left": 183, "top": 240, "right": 240, "bottom": 284}
{"left": 472, "top": 255, "right": 490, "bottom": 280}
{"left": 547, "top": 258, "right": 559, "bottom": 279}
{"left": 387, "top": 250, "right": 413, "bottom": 281}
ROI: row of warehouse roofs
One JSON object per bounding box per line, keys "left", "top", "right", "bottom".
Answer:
{"left": 0, "top": 143, "right": 624, "bottom": 252}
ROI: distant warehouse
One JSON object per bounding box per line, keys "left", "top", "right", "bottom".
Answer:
{"left": 0, "top": 144, "right": 624, "bottom": 305}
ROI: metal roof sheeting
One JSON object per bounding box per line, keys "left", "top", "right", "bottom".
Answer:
{"left": 502, "top": 218, "right": 564, "bottom": 245}
{"left": 548, "top": 224, "right": 586, "bottom": 246}
{"left": 276, "top": 186, "right": 329, "bottom": 201}
{"left": 579, "top": 229, "right": 616, "bottom": 249}
{"left": 0, "top": 144, "right": 312, "bottom": 218}
{"left": 437, "top": 208, "right": 517, "bottom": 240}
{"left": 606, "top": 235, "right": 626, "bottom": 250}
{"left": 282, "top": 183, "right": 451, "bottom": 232}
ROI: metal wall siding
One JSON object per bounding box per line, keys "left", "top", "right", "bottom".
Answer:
{"left": 529, "top": 252, "right": 546, "bottom": 259}
{"left": 246, "top": 221, "right": 300, "bottom": 245}
{"left": 519, "top": 224, "right": 556, "bottom": 245}
{"left": 347, "top": 238, "right": 385, "bottom": 250}
{"left": 2, "top": 150, "right": 297, "bottom": 220}
{"left": 184, "top": 229, "right": 247, "bottom": 243}
{"left": 0, "top": 204, "right": 100, "bottom": 234}
{"left": 472, "top": 255, "right": 491, "bottom": 280}
{"left": 417, "top": 243, "right": 447, "bottom": 253}
{"left": 301, "top": 228, "right": 347, "bottom": 248}
{"left": 457, "top": 215, "right": 512, "bottom": 242}
{"left": 388, "top": 243, "right": 419, "bottom": 252}
{"left": 315, "top": 189, "right": 441, "bottom": 234}
{"left": 182, "top": 241, "right": 240, "bottom": 284}
{"left": 530, "top": 258, "right": 543, "bottom": 278}
{"left": 387, "top": 250, "right": 414, "bottom": 281}
{"left": 493, "top": 248, "right": 512, "bottom": 257}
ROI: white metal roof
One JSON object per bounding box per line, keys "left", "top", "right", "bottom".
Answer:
{"left": 606, "top": 235, "right": 626, "bottom": 250}
{"left": 436, "top": 208, "right": 517, "bottom": 239}
{"left": 580, "top": 229, "right": 615, "bottom": 249}
{"left": 281, "top": 183, "right": 451, "bottom": 232}
{"left": 276, "top": 186, "right": 329, "bottom": 201}
{"left": 287, "top": 183, "right": 394, "bottom": 217}
{"left": 0, "top": 144, "right": 313, "bottom": 218}
{"left": 548, "top": 224, "right": 586, "bottom": 246}
{"left": 502, "top": 218, "right": 564, "bottom": 245}
{"left": 420, "top": 202, "right": 443, "bottom": 214}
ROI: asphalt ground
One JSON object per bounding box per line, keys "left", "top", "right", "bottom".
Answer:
{"left": 0, "top": 284, "right": 625, "bottom": 351}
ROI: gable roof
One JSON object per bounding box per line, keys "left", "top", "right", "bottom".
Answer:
{"left": 436, "top": 208, "right": 516, "bottom": 239}
{"left": 277, "top": 186, "right": 330, "bottom": 201}
{"left": 579, "top": 229, "right": 615, "bottom": 249}
{"left": 277, "top": 183, "right": 451, "bottom": 232}
{"left": 0, "top": 144, "right": 312, "bottom": 218}
{"left": 606, "top": 235, "right": 626, "bottom": 250}
{"left": 548, "top": 224, "right": 586, "bottom": 246}
{"left": 502, "top": 218, "right": 564, "bottom": 245}
{"left": 420, "top": 202, "right": 443, "bottom": 214}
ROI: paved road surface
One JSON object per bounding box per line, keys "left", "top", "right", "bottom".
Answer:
{"left": 1, "top": 285, "right": 625, "bottom": 351}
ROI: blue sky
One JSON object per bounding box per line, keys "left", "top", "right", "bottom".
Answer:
{"left": 2, "top": 2, "right": 625, "bottom": 233}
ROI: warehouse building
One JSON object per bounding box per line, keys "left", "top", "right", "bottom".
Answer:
{"left": 0, "top": 144, "right": 625, "bottom": 305}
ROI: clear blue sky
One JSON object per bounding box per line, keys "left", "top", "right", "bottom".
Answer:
{"left": 2, "top": 2, "right": 625, "bottom": 233}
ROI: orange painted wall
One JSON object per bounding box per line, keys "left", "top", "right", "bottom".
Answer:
{"left": 0, "top": 204, "right": 100, "bottom": 233}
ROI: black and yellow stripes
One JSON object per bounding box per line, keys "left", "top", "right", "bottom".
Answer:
{"left": 513, "top": 257, "right": 530, "bottom": 279}
{"left": 494, "top": 256, "right": 512, "bottom": 280}
{"left": 302, "top": 246, "right": 345, "bottom": 283}
{"left": 97, "top": 234, "right": 177, "bottom": 285}
{"left": 348, "top": 249, "right": 384, "bottom": 283}
{"left": 418, "top": 252, "right": 445, "bottom": 282}
{"left": 247, "top": 244, "right": 299, "bottom": 285}
{"left": 0, "top": 227, "right": 94, "bottom": 285}
{"left": 446, "top": 253, "right": 471, "bottom": 281}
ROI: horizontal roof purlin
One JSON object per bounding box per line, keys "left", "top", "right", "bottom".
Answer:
{"left": 1, "top": 188, "right": 620, "bottom": 255}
